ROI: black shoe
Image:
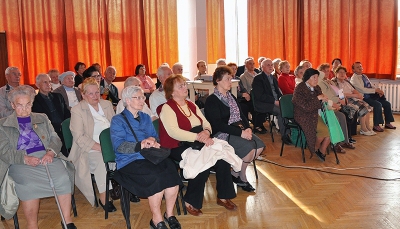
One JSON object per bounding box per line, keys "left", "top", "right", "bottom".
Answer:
{"left": 61, "top": 222, "right": 77, "bottom": 229}
{"left": 281, "top": 135, "right": 292, "bottom": 145}
{"left": 253, "top": 127, "right": 266, "bottom": 134}
{"left": 130, "top": 194, "right": 140, "bottom": 202}
{"left": 349, "top": 138, "right": 357, "bottom": 144}
{"left": 232, "top": 175, "right": 246, "bottom": 187}
{"left": 314, "top": 150, "right": 325, "bottom": 162}
{"left": 164, "top": 213, "right": 181, "bottom": 229}
{"left": 241, "top": 182, "right": 255, "bottom": 192}
{"left": 150, "top": 219, "right": 168, "bottom": 229}
{"left": 99, "top": 199, "right": 117, "bottom": 212}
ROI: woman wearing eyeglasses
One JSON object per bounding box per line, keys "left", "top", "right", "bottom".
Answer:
{"left": 69, "top": 78, "right": 116, "bottom": 212}
{"left": 111, "top": 86, "right": 182, "bottom": 229}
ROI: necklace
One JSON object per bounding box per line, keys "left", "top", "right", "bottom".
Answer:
{"left": 174, "top": 100, "right": 192, "bottom": 117}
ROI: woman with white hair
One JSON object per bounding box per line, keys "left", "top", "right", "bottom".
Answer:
{"left": 0, "top": 85, "right": 76, "bottom": 229}
{"left": 116, "top": 77, "right": 157, "bottom": 120}
{"left": 110, "top": 86, "right": 182, "bottom": 229}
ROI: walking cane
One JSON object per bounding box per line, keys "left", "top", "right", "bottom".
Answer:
{"left": 44, "top": 163, "right": 68, "bottom": 229}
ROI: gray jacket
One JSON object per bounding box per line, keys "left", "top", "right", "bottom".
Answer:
{"left": 0, "top": 85, "right": 14, "bottom": 118}
{"left": 0, "top": 112, "right": 74, "bottom": 219}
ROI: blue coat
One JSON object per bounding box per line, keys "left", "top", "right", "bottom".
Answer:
{"left": 110, "top": 109, "right": 158, "bottom": 169}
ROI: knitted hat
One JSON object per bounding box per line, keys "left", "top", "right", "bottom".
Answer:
{"left": 58, "top": 71, "right": 75, "bottom": 82}
{"left": 302, "top": 68, "right": 319, "bottom": 82}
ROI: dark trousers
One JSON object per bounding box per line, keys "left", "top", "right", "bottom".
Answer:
{"left": 364, "top": 97, "right": 394, "bottom": 126}
{"left": 255, "top": 105, "right": 285, "bottom": 136}
{"left": 170, "top": 145, "right": 236, "bottom": 209}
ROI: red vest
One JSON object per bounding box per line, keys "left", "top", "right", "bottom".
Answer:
{"left": 157, "top": 99, "right": 203, "bottom": 148}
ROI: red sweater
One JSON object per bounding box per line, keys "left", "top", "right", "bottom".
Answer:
{"left": 157, "top": 99, "right": 203, "bottom": 148}
{"left": 278, "top": 73, "right": 295, "bottom": 95}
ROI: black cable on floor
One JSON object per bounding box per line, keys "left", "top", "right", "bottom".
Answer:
{"left": 256, "top": 158, "right": 400, "bottom": 181}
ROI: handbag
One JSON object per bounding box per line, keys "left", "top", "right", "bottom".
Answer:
{"left": 180, "top": 125, "right": 205, "bottom": 150}
{"left": 109, "top": 179, "right": 121, "bottom": 200}
{"left": 121, "top": 112, "right": 170, "bottom": 165}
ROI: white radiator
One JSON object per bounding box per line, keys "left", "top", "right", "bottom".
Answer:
{"left": 371, "top": 79, "right": 400, "bottom": 112}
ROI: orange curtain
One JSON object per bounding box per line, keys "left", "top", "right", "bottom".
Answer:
{"left": 143, "top": 0, "right": 178, "bottom": 72}
{"left": 248, "top": 0, "right": 398, "bottom": 80}
{"left": 248, "top": 0, "right": 300, "bottom": 68}
{"left": 0, "top": 0, "right": 178, "bottom": 84}
{"left": 0, "top": 0, "right": 66, "bottom": 84}
{"left": 206, "top": 0, "right": 226, "bottom": 64}
{"left": 301, "top": 0, "right": 351, "bottom": 68}
{"left": 349, "top": 0, "right": 397, "bottom": 79}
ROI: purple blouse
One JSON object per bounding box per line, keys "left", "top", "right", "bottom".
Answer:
{"left": 17, "top": 117, "right": 45, "bottom": 154}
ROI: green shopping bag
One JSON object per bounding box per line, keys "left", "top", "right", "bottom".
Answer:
{"left": 320, "top": 102, "right": 345, "bottom": 144}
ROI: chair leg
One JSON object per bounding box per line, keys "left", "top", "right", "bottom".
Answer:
{"left": 331, "top": 143, "right": 340, "bottom": 164}
{"left": 280, "top": 137, "right": 285, "bottom": 157}
{"left": 91, "top": 174, "right": 99, "bottom": 207}
{"left": 105, "top": 175, "right": 110, "bottom": 219}
{"left": 120, "top": 186, "right": 131, "bottom": 229}
{"left": 71, "top": 194, "right": 78, "bottom": 217}
{"left": 179, "top": 186, "right": 187, "bottom": 215}
{"left": 175, "top": 195, "right": 181, "bottom": 215}
{"left": 13, "top": 214, "right": 19, "bottom": 229}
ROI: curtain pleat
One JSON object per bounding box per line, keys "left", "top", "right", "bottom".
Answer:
{"left": 248, "top": 0, "right": 398, "bottom": 80}
{"left": 0, "top": 0, "right": 178, "bottom": 84}
{"left": 206, "top": 0, "right": 226, "bottom": 63}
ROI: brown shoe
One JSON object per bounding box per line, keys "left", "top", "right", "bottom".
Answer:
{"left": 217, "top": 198, "right": 237, "bottom": 211}
{"left": 340, "top": 142, "right": 355, "bottom": 149}
{"left": 185, "top": 204, "right": 203, "bottom": 216}
{"left": 373, "top": 125, "right": 384, "bottom": 132}
{"left": 385, "top": 124, "right": 396, "bottom": 129}
{"left": 334, "top": 144, "right": 346, "bottom": 154}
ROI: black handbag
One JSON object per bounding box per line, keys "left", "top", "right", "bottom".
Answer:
{"left": 109, "top": 179, "right": 121, "bottom": 200}
{"left": 121, "top": 113, "right": 170, "bottom": 165}
{"left": 180, "top": 125, "right": 205, "bottom": 150}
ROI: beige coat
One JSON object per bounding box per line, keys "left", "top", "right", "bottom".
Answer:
{"left": 69, "top": 99, "right": 114, "bottom": 206}
{"left": 0, "top": 112, "right": 73, "bottom": 219}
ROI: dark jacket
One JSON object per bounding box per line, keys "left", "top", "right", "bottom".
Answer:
{"left": 100, "top": 79, "right": 120, "bottom": 106}
{"left": 32, "top": 92, "right": 71, "bottom": 156}
{"left": 204, "top": 93, "right": 250, "bottom": 137}
{"left": 252, "top": 71, "right": 282, "bottom": 113}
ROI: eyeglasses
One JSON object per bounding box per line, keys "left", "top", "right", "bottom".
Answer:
{"left": 131, "top": 96, "right": 146, "bottom": 100}
{"left": 92, "top": 75, "right": 102, "bottom": 78}
{"left": 177, "top": 82, "right": 187, "bottom": 89}
{"left": 13, "top": 102, "right": 32, "bottom": 110}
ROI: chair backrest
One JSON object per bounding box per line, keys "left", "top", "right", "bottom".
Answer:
{"left": 279, "top": 94, "right": 294, "bottom": 119}
{"left": 99, "top": 128, "right": 116, "bottom": 163}
{"left": 61, "top": 118, "right": 73, "bottom": 150}
{"left": 152, "top": 119, "right": 159, "bottom": 134}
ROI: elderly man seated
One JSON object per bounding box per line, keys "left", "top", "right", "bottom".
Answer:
{"left": 0, "top": 66, "right": 21, "bottom": 118}
{"left": 350, "top": 62, "right": 395, "bottom": 132}
{"left": 53, "top": 71, "right": 82, "bottom": 110}
{"left": 252, "top": 58, "right": 291, "bottom": 144}
{"left": 32, "top": 73, "right": 71, "bottom": 157}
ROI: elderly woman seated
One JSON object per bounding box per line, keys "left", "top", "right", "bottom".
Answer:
{"left": 278, "top": 60, "right": 296, "bottom": 95}
{"left": 332, "top": 66, "right": 374, "bottom": 136}
{"left": 204, "top": 66, "right": 265, "bottom": 192}
{"left": 292, "top": 69, "right": 331, "bottom": 161}
{"left": 110, "top": 86, "right": 182, "bottom": 229}
{"left": 158, "top": 74, "right": 239, "bottom": 216}
{"left": 69, "top": 78, "right": 116, "bottom": 212}
{"left": 116, "top": 77, "right": 157, "bottom": 120}
{"left": 0, "top": 85, "right": 76, "bottom": 229}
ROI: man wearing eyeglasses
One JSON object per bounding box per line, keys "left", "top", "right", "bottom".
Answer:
{"left": 0, "top": 66, "right": 21, "bottom": 118}
{"left": 149, "top": 64, "right": 173, "bottom": 117}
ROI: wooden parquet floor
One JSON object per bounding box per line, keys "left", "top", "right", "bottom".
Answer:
{"left": 2, "top": 115, "right": 400, "bottom": 229}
